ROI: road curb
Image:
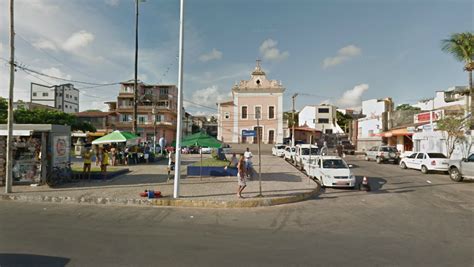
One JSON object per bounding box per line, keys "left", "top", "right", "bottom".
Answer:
{"left": 0, "top": 186, "right": 319, "bottom": 208}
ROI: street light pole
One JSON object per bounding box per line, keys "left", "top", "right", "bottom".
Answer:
{"left": 173, "top": 0, "right": 185, "bottom": 198}
{"left": 132, "top": 0, "right": 140, "bottom": 135}
{"left": 256, "top": 116, "right": 263, "bottom": 197}
{"left": 291, "top": 93, "right": 298, "bottom": 147}
{"left": 152, "top": 104, "right": 157, "bottom": 153}
{"left": 5, "top": 0, "right": 15, "bottom": 193}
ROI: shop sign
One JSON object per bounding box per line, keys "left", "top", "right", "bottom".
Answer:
{"left": 53, "top": 136, "right": 70, "bottom": 167}
{"left": 414, "top": 110, "right": 444, "bottom": 124}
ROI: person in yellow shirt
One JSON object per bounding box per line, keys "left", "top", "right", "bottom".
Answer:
{"left": 100, "top": 147, "right": 110, "bottom": 180}
{"left": 82, "top": 147, "right": 92, "bottom": 180}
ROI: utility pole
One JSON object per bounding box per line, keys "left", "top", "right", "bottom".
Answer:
{"left": 152, "top": 104, "right": 157, "bottom": 153}
{"left": 291, "top": 93, "right": 298, "bottom": 147}
{"left": 256, "top": 117, "right": 263, "bottom": 197}
{"left": 173, "top": 0, "right": 185, "bottom": 198}
{"left": 5, "top": 0, "right": 15, "bottom": 193}
{"left": 132, "top": 0, "right": 140, "bottom": 135}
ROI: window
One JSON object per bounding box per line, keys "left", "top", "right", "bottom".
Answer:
{"left": 255, "top": 106, "right": 261, "bottom": 119}
{"left": 138, "top": 115, "right": 147, "bottom": 124}
{"left": 74, "top": 97, "right": 78, "bottom": 101}
{"left": 427, "top": 153, "right": 446, "bottom": 159}
{"left": 318, "top": 108, "right": 330, "bottom": 113}
{"left": 121, "top": 114, "right": 131, "bottom": 122}
{"left": 224, "top": 112, "right": 230, "bottom": 120}
{"left": 42, "top": 92, "right": 48, "bottom": 97}
{"left": 58, "top": 105, "right": 62, "bottom": 109}
{"left": 75, "top": 108, "right": 78, "bottom": 112}
{"left": 318, "top": 118, "right": 329, "bottom": 124}
{"left": 32, "top": 92, "right": 37, "bottom": 97}
{"left": 160, "top": 88, "right": 169, "bottom": 95}
{"left": 268, "top": 106, "right": 275, "bottom": 119}
{"left": 468, "top": 154, "right": 474, "bottom": 162}
{"left": 65, "top": 104, "right": 68, "bottom": 108}
{"left": 325, "top": 129, "right": 333, "bottom": 134}
{"left": 156, "top": 114, "right": 165, "bottom": 122}
{"left": 241, "top": 106, "right": 248, "bottom": 119}
{"left": 416, "top": 153, "right": 425, "bottom": 159}
{"left": 408, "top": 153, "right": 417, "bottom": 159}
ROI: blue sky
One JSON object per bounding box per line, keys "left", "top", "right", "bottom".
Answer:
{"left": 0, "top": 0, "right": 472, "bottom": 113}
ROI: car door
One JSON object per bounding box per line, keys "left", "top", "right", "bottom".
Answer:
{"left": 461, "top": 154, "right": 474, "bottom": 177}
{"left": 404, "top": 153, "right": 417, "bottom": 168}
{"left": 414, "top": 153, "right": 425, "bottom": 170}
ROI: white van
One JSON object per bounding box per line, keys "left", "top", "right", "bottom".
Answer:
{"left": 306, "top": 156, "right": 356, "bottom": 188}
{"left": 294, "top": 144, "right": 320, "bottom": 170}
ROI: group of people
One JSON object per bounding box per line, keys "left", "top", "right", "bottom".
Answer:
{"left": 81, "top": 146, "right": 111, "bottom": 180}
{"left": 226, "top": 148, "right": 254, "bottom": 198}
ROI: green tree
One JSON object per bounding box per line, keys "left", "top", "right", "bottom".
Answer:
{"left": 283, "top": 111, "right": 298, "bottom": 128}
{"left": 336, "top": 111, "right": 352, "bottom": 133}
{"left": 0, "top": 97, "right": 7, "bottom": 124}
{"left": 442, "top": 32, "right": 474, "bottom": 128}
{"left": 12, "top": 107, "right": 96, "bottom": 132}
{"left": 396, "top": 104, "right": 421, "bottom": 111}
{"left": 436, "top": 116, "right": 469, "bottom": 158}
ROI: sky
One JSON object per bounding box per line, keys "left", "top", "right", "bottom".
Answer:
{"left": 0, "top": 0, "right": 473, "bottom": 115}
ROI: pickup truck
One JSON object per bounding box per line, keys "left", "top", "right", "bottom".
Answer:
{"left": 448, "top": 153, "right": 474, "bottom": 182}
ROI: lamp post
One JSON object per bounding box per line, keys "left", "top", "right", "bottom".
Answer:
{"left": 291, "top": 93, "right": 298, "bottom": 146}
{"left": 152, "top": 104, "right": 157, "bottom": 153}
{"left": 5, "top": 0, "right": 15, "bottom": 193}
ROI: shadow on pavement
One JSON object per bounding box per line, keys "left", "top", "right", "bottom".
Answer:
{"left": 0, "top": 253, "right": 70, "bottom": 267}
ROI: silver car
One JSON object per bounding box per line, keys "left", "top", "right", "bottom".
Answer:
{"left": 448, "top": 154, "right": 474, "bottom": 182}
{"left": 365, "top": 145, "right": 400, "bottom": 164}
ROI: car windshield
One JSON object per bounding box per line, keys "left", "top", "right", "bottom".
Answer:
{"left": 276, "top": 145, "right": 285, "bottom": 149}
{"left": 428, "top": 153, "right": 446, "bottom": 158}
{"left": 381, "top": 147, "right": 397, "bottom": 152}
{"left": 301, "top": 148, "right": 319, "bottom": 155}
{"left": 323, "top": 159, "right": 348, "bottom": 169}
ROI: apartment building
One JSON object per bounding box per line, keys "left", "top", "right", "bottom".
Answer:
{"left": 105, "top": 81, "right": 178, "bottom": 144}
{"left": 30, "top": 83, "right": 79, "bottom": 113}
{"left": 298, "top": 104, "right": 343, "bottom": 134}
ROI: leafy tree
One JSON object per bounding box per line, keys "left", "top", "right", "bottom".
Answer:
{"left": 336, "top": 111, "right": 352, "bottom": 132}
{"left": 83, "top": 109, "right": 103, "bottom": 112}
{"left": 442, "top": 32, "right": 474, "bottom": 128}
{"left": 436, "top": 116, "right": 470, "bottom": 158}
{"left": 283, "top": 111, "right": 299, "bottom": 128}
{"left": 0, "top": 97, "right": 7, "bottom": 124}
{"left": 396, "top": 104, "right": 421, "bottom": 111}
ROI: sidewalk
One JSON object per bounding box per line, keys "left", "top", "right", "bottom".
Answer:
{"left": 0, "top": 154, "right": 319, "bottom": 208}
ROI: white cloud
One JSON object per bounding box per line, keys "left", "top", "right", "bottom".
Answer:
{"left": 336, "top": 83, "right": 369, "bottom": 108}
{"left": 199, "top": 48, "right": 223, "bottom": 62}
{"left": 62, "top": 31, "right": 95, "bottom": 52}
{"left": 40, "top": 67, "right": 72, "bottom": 84}
{"left": 105, "top": 0, "right": 120, "bottom": 6}
{"left": 259, "top": 39, "right": 289, "bottom": 62}
{"left": 32, "top": 39, "right": 57, "bottom": 51}
{"left": 185, "top": 85, "right": 229, "bottom": 110}
{"left": 323, "top": 45, "right": 361, "bottom": 69}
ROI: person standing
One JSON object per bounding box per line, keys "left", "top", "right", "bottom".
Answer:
{"left": 101, "top": 147, "right": 109, "bottom": 180}
{"left": 110, "top": 146, "right": 117, "bottom": 166}
{"left": 82, "top": 148, "right": 92, "bottom": 180}
{"left": 243, "top": 147, "right": 253, "bottom": 180}
{"left": 237, "top": 154, "right": 247, "bottom": 198}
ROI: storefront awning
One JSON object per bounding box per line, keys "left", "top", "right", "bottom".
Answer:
{"left": 382, "top": 128, "right": 413, "bottom": 138}
{"left": 0, "top": 130, "right": 32, "bottom": 136}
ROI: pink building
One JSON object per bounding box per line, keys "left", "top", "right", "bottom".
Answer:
{"left": 217, "top": 61, "right": 285, "bottom": 144}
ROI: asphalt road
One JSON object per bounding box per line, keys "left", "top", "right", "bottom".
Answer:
{"left": 0, "top": 156, "right": 473, "bottom": 267}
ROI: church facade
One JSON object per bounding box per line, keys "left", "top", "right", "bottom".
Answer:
{"left": 217, "top": 61, "right": 285, "bottom": 144}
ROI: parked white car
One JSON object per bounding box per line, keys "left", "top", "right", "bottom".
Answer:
{"left": 294, "top": 144, "right": 320, "bottom": 170}
{"left": 284, "top": 146, "right": 296, "bottom": 162}
{"left": 199, "top": 147, "right": 212, "bottom": 154}
{"left": 272, "top": 144, "right": 286, "bottom": 157}
{"left": 305, "top": 156, "right": 356, "bottom": 188}
{"left": 399, "top": 152, "right": 449, "bottom": 174}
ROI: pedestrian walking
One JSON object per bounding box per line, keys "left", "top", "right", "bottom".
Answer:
{"left": 336, "top": 143, "right": 343, "bottom": 158}
{"left": 110, "top": 146, "right": 117, "bottom": 166}
{"left": 244, "top": 147, "right": 253, "bottom": 179}
{"left": 237, "top": 154, "right": 247, "bottom": 198}
{"left": 82, "top": 147, "right": 92, "bottom": 180}
{"left": 101, "top": 147, "right": 109, "bottom": 180}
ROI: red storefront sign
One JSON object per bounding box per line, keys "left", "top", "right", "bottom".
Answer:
{"left": 413, "top": 110, "right": 444, "bottom": 124}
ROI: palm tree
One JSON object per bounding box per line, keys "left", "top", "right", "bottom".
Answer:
{"left": 441, "top": 32, "right": 474, "bottom": 128}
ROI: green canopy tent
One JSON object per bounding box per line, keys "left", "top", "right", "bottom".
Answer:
{"left": 91, "top": 130, "right": 139, "bottom": 145}
{"left": 179, "top": 132, "right": 223, "bottom": 179}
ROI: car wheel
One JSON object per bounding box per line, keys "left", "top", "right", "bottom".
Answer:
{"left": 421, "top": 165, "right": 429, "bottom": 174}
{"left": 400, "top": 162, "right": 407, "bottom": 169}
{"left": 365, "top": 155, "right": 369, "bottom": 161}
{"left": 376, "top": 157, "right": 382, "bottom": 164}
{"left": 449, "top": 167, "right": 463, "bottom": 182}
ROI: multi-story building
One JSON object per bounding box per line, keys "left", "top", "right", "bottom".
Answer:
{"left": 30, "top": 83, "right": 79, "bottom": 113}
{"left": 75, "top": 111, "right": 118, "bottom": 133}
{"left": 298, "top": 104, "right": 343, "bottom": 134}
{"left": 356, "top": 98, "right": 394, "bottom": 151}
{"left": 105, "top": 81, "right": 178, "bottom": 144}
{"left": 217, "top": 60, "right": 285, "bottom": 144}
